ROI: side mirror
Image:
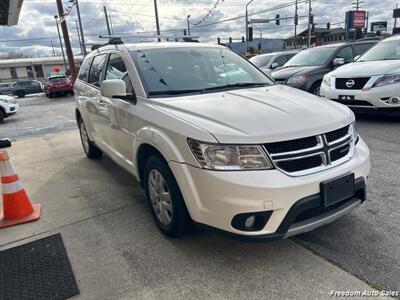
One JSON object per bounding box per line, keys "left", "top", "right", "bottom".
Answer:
{"left": 270, "top": 62, "right": 280, "bottom": 70}
{"left": 333, "top": 57, "right": 345, "bottom": 66}
{"left": 354, "top": 55, "right": 361, "bottom": 61}
{"left": 101, "top": 79, "right": 126, "bottom": 98}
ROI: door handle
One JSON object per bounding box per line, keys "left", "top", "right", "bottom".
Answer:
{"left": 97, "top": 100, "right": 106, "bottom": 107}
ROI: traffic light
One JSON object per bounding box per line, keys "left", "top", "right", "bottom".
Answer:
{"left": 309, "top": 15, "right": 314, "bottom": 24}
{"left": 276, "top": 14, "right": 280, "bottom": 25}
{"left": 248, "top": 27, "right": 253, "bottom": 41}
{"left": 294, "top": 14, "right": 298, "bottom": 25}
{"left": 327, "top": 22, "right": 330, "bottom": 30}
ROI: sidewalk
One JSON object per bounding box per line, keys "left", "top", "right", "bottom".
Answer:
{"left": 0, "top": 131, "right": 386, "bottom": 299}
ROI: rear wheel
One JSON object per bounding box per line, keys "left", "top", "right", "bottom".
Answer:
{"left": 143, "top": 155, "right": 192, "bottom": 238}
{"left": 16, "top": 91, "right": 25, "bottom": 98}
{"left": 78, "top": 118, "right": 103, "bottom": 159}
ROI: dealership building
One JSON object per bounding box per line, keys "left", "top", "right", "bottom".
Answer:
{"left": 0, "top": 56, "right": 83, "bottom": 83}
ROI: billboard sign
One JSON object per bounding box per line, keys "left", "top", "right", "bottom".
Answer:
{"left": 371, "top": 21, "right": 388, "bottom": 32}
{"left": 354, "top": 11, "right": 366, "bottom": 29}
{"left": 345, "top": 10, "right": 366, "bottom": 29}
{"left": 394, "top": 8, "right": 400, "bottom": 18}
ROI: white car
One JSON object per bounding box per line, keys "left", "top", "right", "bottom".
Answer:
{"left": 75, "top": 40, "right": 370, "bottom": 240}
{"left": 250, "top": 50, "right": 300, "bottom": 77}
{"left": 321, "top": 35, "right": 400, "bottom": 115}
{"left": 0, "top": 95, "right": 19, "bottom": 123}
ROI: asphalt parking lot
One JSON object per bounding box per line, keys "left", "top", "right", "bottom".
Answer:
{"left": 0, "top": 94, "right": 399, "bottom": 298}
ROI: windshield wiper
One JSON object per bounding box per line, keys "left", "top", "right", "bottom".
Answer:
{"left": 148, "top": 83, "right": 269, "bottom": 96}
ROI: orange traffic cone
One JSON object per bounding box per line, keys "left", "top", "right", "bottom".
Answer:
{"left": 0, "top": 150, "right": 41, "bottom": 229}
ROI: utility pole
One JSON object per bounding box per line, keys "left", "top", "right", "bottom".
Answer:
{"left": 73, "top": 0, "right": 86, "bottom": 56}
{"left": 109, "top": 13, "right": 114, "bottom": 34}
{"left": 104, "top": 6, "right": 112, "bottom": 36}
{"left": 395, "top": 3, "right": 399, "bottom": 29}
{"left": 245, "top": 0, "right": 254, "bottom": 41}
{"left": 294, "top": 0, "right": 298, "bottom": 48}
{"left": 75, "top": 20, "right": 83, "bottom": 55}
{"left": 154, "top": 0, "right": 161, "bottom": 41}
{"left": 307, "top": 0, "right": 312, "bottom": 48}
{"left": 56, "top": 0, "right": 77, "bottom": 81}
{"left": 187, "top": 15, "right": 191, "bottom": 36}
{"left": 54, "top": 15, "right": 67, "bottom": 72}
{"left": 50, "top": 40, "right": 56, "bottom": 56}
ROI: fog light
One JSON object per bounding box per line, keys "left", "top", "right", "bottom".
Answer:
{"left": 231, "top": 211, "right": 273, "bottom": 232}
{"left": 244, "top": 216, "right": 256, "bottom": 228}
{"left": 387, "top": 97, "right": 400, "bottom": 104}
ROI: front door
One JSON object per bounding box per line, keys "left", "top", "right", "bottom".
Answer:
{"left": 102, "top": 52, "right": 137, "bottom": 168}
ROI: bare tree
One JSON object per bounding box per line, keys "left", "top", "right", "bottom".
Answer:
{"left": 0, "top": 51, "right": 32, "bottom": 59}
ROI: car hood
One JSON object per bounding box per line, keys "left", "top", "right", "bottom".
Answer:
{"left": 150, "top": 85, "right": 354, "bottom": 144}
{"left": 331, "top": 60, "right": 400, "bottom": 77}
{"left": 272, "top": 66, "right": 322, "bottom": 79}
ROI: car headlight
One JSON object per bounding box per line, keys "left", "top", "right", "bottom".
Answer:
{"left": 0, "top": 98, "right": 10, "bottom": 104}
{"left": 323, "top": 74, "right": 332, "bottom": 88}
{"left": 188, "top": 139, "right": 273, "bottom": 171}
{"left": 349, "top": 121, "right": 359, "bottom": 143}
{"left": 287, "top": 75, "right": 308, "bottom": 85}
{"left": 374, "top": 74, "right": 400, "bottom": 87}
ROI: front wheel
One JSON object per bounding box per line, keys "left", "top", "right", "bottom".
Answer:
{"left": 311, "top": 82, "right": 322, "bottom": 96}
{"left": 0, "top": 110, "right": 4, "bottom": 123}
{"left": 16, "top": 92, "right": 25, "bottom": 98}
{"left": 78, "top": 118, "right": 103, "bottom": 159}
{"left": 143, "top": 156, "right": 192, "bottom": 238}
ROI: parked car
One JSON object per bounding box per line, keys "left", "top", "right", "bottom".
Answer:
{"left": 0, "top": 83, "right": 13, "bottom": 95}
{"left": 320, "top": 35, "right": 400, "bottom": 115}
{"left": 250, "top": 50, "right": 301, "bottom": 76}
{"left": 271, "top": 40, "right": 378, "bottom": 95}
{"left": 44, "top": 75, "right": 74, "bottom": 98}
{"left": 0, "top": 95, "right": 19, "bottom": 123}
{"left": 11, "top": 80, "right": 43, "bottom": 98}
{"left": 75, "top": 40, "right": 370, "bottom": 240}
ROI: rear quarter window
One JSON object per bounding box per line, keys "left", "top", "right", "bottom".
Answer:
{"left": 78, "top": 57, "right": 93, "bottom": 82}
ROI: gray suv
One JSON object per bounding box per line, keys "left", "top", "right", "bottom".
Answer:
{"left": 11, "top": 80, "right": 43, "bottom": 98}
{"left": 271, "top": 40, "right": 377, "bottom": 95}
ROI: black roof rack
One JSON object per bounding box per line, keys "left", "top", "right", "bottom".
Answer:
{"left": 91, "top": 37, "right": 124, "bottom": 51}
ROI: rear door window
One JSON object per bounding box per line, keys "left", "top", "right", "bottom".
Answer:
{"left": 353, "top": 43, "right": 374, "bottom": 56}
{"left": 78, "top": 57, "right": 93, "bottom": 82}
{"left": 88, "top": 54, "right": 108, "bottom": 87}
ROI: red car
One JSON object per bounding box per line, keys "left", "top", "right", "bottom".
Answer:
{"left": 44, "top": 75, "right": 74, "bottom": 98}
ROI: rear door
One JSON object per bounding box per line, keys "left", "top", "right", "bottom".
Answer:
{"left": 85, "top": 53, "right": 110, "bottom": 149}
{"left": 102, "top": 52, "right": 137, "bottom": 167}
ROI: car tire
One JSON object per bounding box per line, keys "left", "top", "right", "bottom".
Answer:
{"left": 311, "top": 82, "right": 322, "bottom": 96}
{"left": 16, "top": 92, "right": 25, "bottom": 98}
{"left": 49, "top": 93, "right": 54, "bottom": 98}
{"left": 143, "top": 155, "right": 192, "bottom": 238}
{"left": 78, "top": 118, "right": 103, "bottom": 159}
{"left": 0, "top": 110, "right": 4, "bottom": 123}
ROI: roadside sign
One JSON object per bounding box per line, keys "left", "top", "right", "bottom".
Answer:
{"left": 371, "top": 21, "right": 388, "bottom": 32}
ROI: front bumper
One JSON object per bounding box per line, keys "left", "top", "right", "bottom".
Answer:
{"left": 169, "top": 138, "right": 370, "bottom": 240}
{"left": 320, "top": 82, "right": 400, "bottom": 115}
{"left": 3, "top": 103, "right": 19, "bottom": 115}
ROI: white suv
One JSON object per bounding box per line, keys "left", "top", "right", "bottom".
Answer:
{"left": 74, "top": 40, "right": 370, "bottom": 240}
{"left": 321, "top": 35, "right": 400, "bottom": 115}
{"left": 0, "top": 95, "right": 19, "bottom": 123}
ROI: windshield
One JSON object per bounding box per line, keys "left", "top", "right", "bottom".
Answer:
{"left": 250, "top": 54, "right": 274, "bottom": 68}
{"left": 131, "top": 47, "right": 273, "bottom": 96}
{"left": 48, "top": 76, "right": 67, "bottom": 83}
{"left": 358, "top": 41, "right": 400, "bottom": 62}
{"left": 284, "top": 47, "right": 337, "bottom": 67}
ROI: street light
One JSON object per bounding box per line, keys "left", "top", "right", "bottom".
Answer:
{"left": 54, "top": 15, "right": 68, "bottom": 73}
{"left": 187, "top": 15, "right": 191, "bottom": 36}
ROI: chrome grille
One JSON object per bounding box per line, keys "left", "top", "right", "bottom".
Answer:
{"left": 264, "top": 125, "right": 354, "bottom": 176}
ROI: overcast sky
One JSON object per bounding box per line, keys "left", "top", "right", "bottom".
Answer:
{"left": 0, "top": 0, "right": 398, "bottom": 56}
